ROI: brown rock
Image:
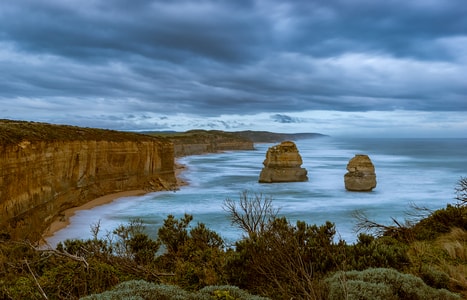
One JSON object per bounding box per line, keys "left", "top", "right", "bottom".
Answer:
{"left": 0, "top": 120, "right": 177, "bottom": 240}
{"left": 259, "top": 141, "right": 308, "bottom": 183}
{"left": 344, "top": 154, "right": 377, "bottom": 191}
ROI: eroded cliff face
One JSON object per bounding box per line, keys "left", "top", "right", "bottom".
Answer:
{"left": 173, "top": 140, "right": 254, "bottom": 156}
{"left": 163, "top": 130, "right": 255, "bottom": 157}
{"left": 0, "top": 121, "right": 176, "bottom": 240}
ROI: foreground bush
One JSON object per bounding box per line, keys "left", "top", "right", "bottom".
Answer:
{"left": 326, "top": 268, "right": 461, "bottom": 300}
{"left": 2, "top": 188, "right": 466, "bottom": 299}
{"left": 407, "top": 227, "right": 467, "bottom": 295}
{"left": 81, "top": 280, "right": 269, "bottom": 300}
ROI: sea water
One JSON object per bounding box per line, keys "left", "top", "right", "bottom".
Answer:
{"left": 46, "top": 137, "right": 467, "bottom": 247}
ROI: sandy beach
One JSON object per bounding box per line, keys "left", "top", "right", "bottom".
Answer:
{"left": 41, "top": 189, "right": 148, "bottom": 242}
{"left": 42, "top": 161, "right": 188, "bottom": 244}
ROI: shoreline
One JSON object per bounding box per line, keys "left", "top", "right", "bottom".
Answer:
{"left": 41, "top": 189, "right": 148, "bottom": 244}
{"left": 42, "top": 161, "right": 188, "bottom": 245}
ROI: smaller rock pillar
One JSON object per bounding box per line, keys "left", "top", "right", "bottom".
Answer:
{"left": 344, "top": 154, "right": 377, "bottom": 191}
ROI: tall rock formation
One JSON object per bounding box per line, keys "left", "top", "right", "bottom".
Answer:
{"left": 0, "top": 120, "right": 176, "bottom": 240}
{"left": 344, "top": 154, "right": 377, "bottom": 191}
{"left": 259, "top": 141, "right": 308, "bottom": 183}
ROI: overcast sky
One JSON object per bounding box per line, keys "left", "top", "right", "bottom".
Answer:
{"left": 1, "top": 0, "right": 466, "bottom": 137}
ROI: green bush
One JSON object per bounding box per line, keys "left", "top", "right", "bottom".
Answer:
{"left": 411, "top": 205, "right": 467, "bottom": 241}
{"left": 198, "top": 285, "right": 270, "bottom": 300}
{"left": 419, "top": 265, "right": 451, "bottom": 289}
{"left": 81, "top": 280, "right": 190, "bottom": 300}
{"left": 1, "top": 276, "right": 43, "bottom": 300}
{"left": 347, "top": 234, "right": 410, "bottom": 271}
{"left": 328, "top": 279, "right": 396, "bottom": 300}
{"left": 81, "top": 280, "right": 269, "bottom": 300}
{"left": 156, "top": 215, "right": 226, "bottom": 290}
{"left": 227, "top": 217, "right": 339, "bottom": 299}
{"left": 326, "top": 268, "right": 461, "bottom": 300}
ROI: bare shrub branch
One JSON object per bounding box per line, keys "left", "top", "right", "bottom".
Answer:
{"left": 455, "top": 176, "right": 467, "bottom": 206}
{"left": 352, "top": 210, "right": 393, "bottom": 236}
{"left": 223, "top": 190, "right": 279, "bottom": 237}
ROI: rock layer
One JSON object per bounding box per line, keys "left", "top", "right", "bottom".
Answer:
{"left": 344, "top": 154, "right": 377, "bottom": 191}
{"left": 259, "top": 141, "right": 308, "bottom": 183}
{"left": 0, "top": 121, "right": 176, "bottom": 240}
{"left": 147, "top": 130, "right": 255, "bottom": 157}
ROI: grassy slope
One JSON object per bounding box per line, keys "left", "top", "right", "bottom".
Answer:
{"left": 0, "top": 119, "right": 162, "bottom": 145}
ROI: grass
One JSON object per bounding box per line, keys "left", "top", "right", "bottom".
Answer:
{"left": 407, "top": 227, "right": 467, "bottom": 296}
{"left": 0, "top": 119, "right": 162, "bottom": 145}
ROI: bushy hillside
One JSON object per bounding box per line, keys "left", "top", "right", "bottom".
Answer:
{"left": 1, "top": 182, "right": 466, "bottom": 299}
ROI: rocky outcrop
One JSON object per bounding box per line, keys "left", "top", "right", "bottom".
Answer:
{"left": 344, "top": 154, "right": 377, "bottom": 191}
{"left": 164, "top": 130, "right": 255, "bottom": 157}
{"left": 259, "top": 141, "right": 308, "bottom": 183}
{"left": 0, "top": 120, "right": 176, "bottom": 240}
{"left": 173, "top": 140, "right": 254, "bottom": 157}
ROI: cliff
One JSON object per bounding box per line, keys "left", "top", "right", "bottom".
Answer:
{"left": 0, "top": 120, "right": 176, "bottom": 240}
{"left": 233, "top": 130, "right": 327, "bottom": 143}
{"left": 147, "top": 130, "right": 255, "bottom": 156}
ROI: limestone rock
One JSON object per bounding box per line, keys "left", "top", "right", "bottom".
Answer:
{"left": 259, "top": 141, "right": 308, "bottom": 183}
{"left": 0, "top": 120, "right": 177, "bottom": 240}
{"left": 344, "top": 154, "right": 377, "bottom": 191}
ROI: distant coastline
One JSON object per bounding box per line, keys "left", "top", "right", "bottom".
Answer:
{"left": 41, "top": 130, "right": 326, "bottom": 245}
{"left": 0, "top": 119, "right": 326, "bottom": 243}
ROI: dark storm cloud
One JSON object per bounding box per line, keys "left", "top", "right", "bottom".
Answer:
{"left": 271, "top": 114, "right": 302, "bottom": 123}
{"left": 1, "top": 0, "right": 467, "bottom": 124}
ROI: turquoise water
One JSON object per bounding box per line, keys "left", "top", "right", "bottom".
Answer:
{"left": 46, "top": 137, "right": 467, "bottom": 246}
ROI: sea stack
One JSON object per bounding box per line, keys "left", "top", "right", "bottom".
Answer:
{"left": 259, "top": 141, "right": 308, "bottom": 183}
{"left": 344, "top": 154, "right": 377, "bottom": 191}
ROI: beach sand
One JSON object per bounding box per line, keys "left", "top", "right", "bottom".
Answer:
{"left": 42, "top": 161, "right": 188, "bottom": 244}
{"left": 41, "top": 189, "right": 148, "bottom": 243}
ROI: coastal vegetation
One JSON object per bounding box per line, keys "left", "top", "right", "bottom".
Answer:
{"left": 0, "top": 119, "right": 164, "bottom": 145}
{"left": 0, "top": 120, "right": 465, "bottom": 299}
{"left": 145, "top": 129, "right": 325, "bottom": 144}
{"left": 1, "top": 180, "right": 466, "bottom": 299}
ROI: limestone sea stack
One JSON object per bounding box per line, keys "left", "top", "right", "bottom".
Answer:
{"left": 259, "top": 141, "right": 308, "bottom": 183}
{"left": 344, "top": 154, "right": 377, "bottom": 191}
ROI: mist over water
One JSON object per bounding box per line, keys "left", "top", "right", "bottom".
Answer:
{"left": 46, "top": 137, "right": 467, "bottom": 247}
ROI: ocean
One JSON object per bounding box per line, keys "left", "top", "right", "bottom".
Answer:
{"left": 46, "top": 137, "right": 467, "bottom": 247}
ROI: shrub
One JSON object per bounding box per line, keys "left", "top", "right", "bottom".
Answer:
{"left": 81, "top": 280, "right": 269, "bottom": 300}
{"left": 411, "top": 205, "right": 467, "bottom": 241}
{"left": 419, "top": 266, "right": 450, "bottom": 289}
{"left": 347, "top": 234, "right": 410, "bottom": 271}
{"left": 325, "top": 268, "right": 461, "bottom": 300}
{"left": 81, "top": 280, "right": 190, "bottom": 300}
{"left": 227, "top": 217, "right": 339, "bottom": 299}
{"left": 455, "top": 177, "right": 467, "bottom": 206}
{"left": 156, "top": 215, "right": 227, "bottom": 290}
{"left": 328, "top": 279, "right": 396, "bottom": 300}
{"left": 407, "top": 228, "right": 467, "bottom": 295}
{"left": 198, "top": 285, "right": 270, "bottom": 300}
{"left": 1, "top": 276, "right": 43, "bottom": 300}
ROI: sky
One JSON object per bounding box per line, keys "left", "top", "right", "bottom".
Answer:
{"left": 1, "top": 0, "right": 466, "bottom": 137}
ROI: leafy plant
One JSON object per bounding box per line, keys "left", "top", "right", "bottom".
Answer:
{"left": 326, "top": 268, "right": 461, "bottom": 300}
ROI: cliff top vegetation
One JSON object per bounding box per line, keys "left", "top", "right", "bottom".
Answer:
{"left": 0, "top": 119, "right": 164, "bottom": 145}
{"left": 147, "top": 129, "right": 253, "bottom": 144}
{"left": 1, "top": 119, "right": 325, "bottom": 147}
{"left": 146, "top": 129, "right": 326, "bottom": 144}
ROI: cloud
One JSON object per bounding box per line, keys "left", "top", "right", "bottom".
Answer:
{"left": 0, "top": 0, "right": 466, "bottom": 136}
{"left": 271, "top": 114, "right": 302, "bottom": 123}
